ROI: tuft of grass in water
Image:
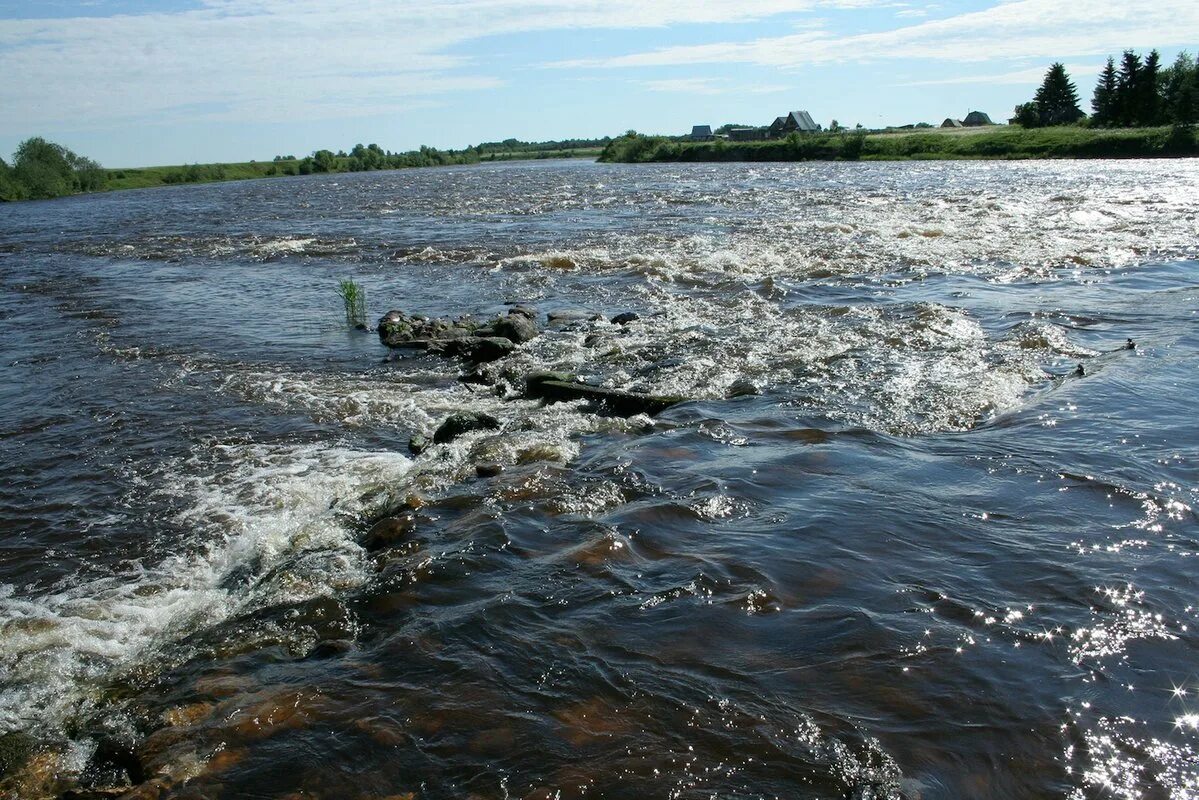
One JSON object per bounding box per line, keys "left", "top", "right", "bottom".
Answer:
{"left": 336, "top": 279, "right": 367, "bottom": 328}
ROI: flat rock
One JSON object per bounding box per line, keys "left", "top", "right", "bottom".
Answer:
{"left": 378, "top": 309, "right": 540, "bottom": 357}
{"left": 523, "top": 373, "right": 686, "bottom": 417}
{"left": 546, "top": 309, "right": 603, "bottom": 324}
{"left": 436, "top": 336, "right": 515, "bottom": 363}
{"left": 377, "top": 310, "right": 478, "bottom": 349}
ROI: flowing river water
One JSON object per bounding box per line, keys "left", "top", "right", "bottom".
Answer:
{"left": 0, "top": 158, "right": 1197, "bottom": 799}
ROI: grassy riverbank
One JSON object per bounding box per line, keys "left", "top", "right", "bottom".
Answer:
{"left": 600, "top": 125, "right": 1199, "bottom": 163}
{"left": 2, "top": 139, "right": 607, "bottom": 201}
{"left": 98, "top": 147, "right": 603, "bottom": 192}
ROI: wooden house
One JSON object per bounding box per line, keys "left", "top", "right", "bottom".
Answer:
{"left": 768, "top": 110, "right": 821, "bottom": 138}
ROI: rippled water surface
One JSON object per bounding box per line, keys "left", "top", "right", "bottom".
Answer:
{"left": 1, "top": 159, "right": 1198, "bottom": 799}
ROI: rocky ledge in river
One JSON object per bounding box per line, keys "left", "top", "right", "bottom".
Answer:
{"left": 377, "top": 307, "right": 539, "bottom": 363}
{"left": 523, "top": 371, "right": 686, "bottom": 417}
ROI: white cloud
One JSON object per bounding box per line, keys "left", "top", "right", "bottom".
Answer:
{"left": 638, "top": 77, "right": 793, "bottom": 96}
{"left": 0, "top": 0, "right": 892, "bottom": 133}
{"left": 641, "top": 78, "right": 725, "bottom": 94}
{"left": 553, "top": 0, "right": 1199, "bottom": 69}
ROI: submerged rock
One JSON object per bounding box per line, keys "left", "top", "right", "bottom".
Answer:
{"left": 408, "top": 434, "right": 429, "bottom": 456}
{"left": 726, "top": 377, "right": 762, "bottom": 398}
{"left": 77, "top": 737, "right": 144, "bottom": 792}
{"left": 363, "top": 514, "right": 416, "bottom": 551}
{"left": 0, "top": 731, "right": 34, "bottom": 778}
{"left": 475, "top": 463, "right": 504, "bottom": 478}
{"left": 523, "top": 372, "right": 686, "bottom": 417}
{"left": 433, "top": 412, "right": 501, "bottom": 444}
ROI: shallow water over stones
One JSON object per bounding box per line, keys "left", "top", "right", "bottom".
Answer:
{"left": 1, "top": 159, "right": 1198, "bottom": 799}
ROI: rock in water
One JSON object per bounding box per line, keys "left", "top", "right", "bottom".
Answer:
{"left": 523, "top": 372, "right": 686, "bottom": 417}
{"left": 726, "top": 377, "right": 762, "bottom": 398}
{"left": 362, "top": 514, "right": 416, "bottom": 551}
{"left": 377, "top": 310, "right": 474, "bottom": 348}
{"left": 437, "top": 336, "right": 516, "bottom": 363}
{"left": 0, "top": 731, "right": 34, "bottom": 778}
{"left": 377, "top": 308, "right": 540, "bottom": 357}
{"left": 475, "top": 463, "right": 504, "bottom": 478}
{"left": 488, "top": 314, "right": 539, "bottom": 344}
{"left": 78, "top": 737, "right": 145, "bottom": 790}
{"left": 408, "top": 434, "right": 429, "bottom": 455}
{"left": 611, "top": 312, "right": 640, "bottom": 325}
{"left": 433, "top": 412, "right": 501, "bottom": 444}
{"left": 547, "top": 309, "right": 603, "bottom": 325}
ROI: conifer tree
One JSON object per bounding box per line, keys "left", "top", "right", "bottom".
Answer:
{"left": 1033, "top": 63, "right": 1084, "bottom": 126}
{"left": 1138, "top": 50, "right": 1163, "bottom": 126}
{"left": 1091, "top": 57, "right": 1117, "bottom": 127}
{"left": 1116, "top": 50, "right": 1142, "bottom": 126}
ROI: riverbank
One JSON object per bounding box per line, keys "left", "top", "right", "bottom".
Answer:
{"left": 2, "top": 142, "right": 605, "bottom": 200}
{"left": 101, "top": 149, "right": 601, "bottom": 193}
{"left": 599, "top": 125, "right": 1199, "bottom": 163}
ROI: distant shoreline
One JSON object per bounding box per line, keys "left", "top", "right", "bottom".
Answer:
{"left": 599, "top": 125, "right": 1199, "bottom": 163}
{"left": 96, "top": 149, "right": 604, "bottom": 194}
{"left": 1, "top": 143, "right": 607, "bottom": 202}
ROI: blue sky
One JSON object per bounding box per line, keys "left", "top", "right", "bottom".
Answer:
{"left": 0, "top": 0, "right": 1195, "bottom": 167}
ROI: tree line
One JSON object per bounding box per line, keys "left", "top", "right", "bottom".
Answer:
{"left": 1016, "top": 50, "right": 1199, "bottom": 128}
{"left": 272, "top": 143, "right": 481, "bottom": 176}
{"left": 0, "top": 137, "right": 106, "bottom": 201}
{"left": 1, "top": 138, "right": 490, "bottom": 201}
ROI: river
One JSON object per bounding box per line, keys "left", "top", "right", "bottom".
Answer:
{"left": 1, "top": 158, "right": 1197, "bottom": 799}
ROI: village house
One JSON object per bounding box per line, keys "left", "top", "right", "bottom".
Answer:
{"left": 768, "top": 110, "right": 821, "bottom": 138}
{"left": 690, "top": 125, "right": 714, "bottom": 141}
{"left": 943, "top": 111, "right": 995, "bottom": 128}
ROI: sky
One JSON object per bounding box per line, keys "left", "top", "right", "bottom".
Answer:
{"left": 0, "top": 0, "right": 1196, "bottom": 167}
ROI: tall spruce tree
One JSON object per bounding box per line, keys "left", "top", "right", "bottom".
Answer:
{"left": 1116, "top": 50, "right": 1142, "bottom": 126}
{"left": 1137, "top": 50, "right": 1163, "bottom": 126}
{"left": 1033, "top": 63, "right": 1084, "bottom": 126}
{"left": 1092, "top": 57, "right": 1118, "bottom": 127}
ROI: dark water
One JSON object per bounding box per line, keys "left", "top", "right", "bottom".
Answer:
{"left": 1, "top": 159, "right": 1197, "bottom": 800}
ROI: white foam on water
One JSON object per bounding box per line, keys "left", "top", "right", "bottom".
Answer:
{"left": 0, "top": 442, "right": 412, "bottom": 736}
